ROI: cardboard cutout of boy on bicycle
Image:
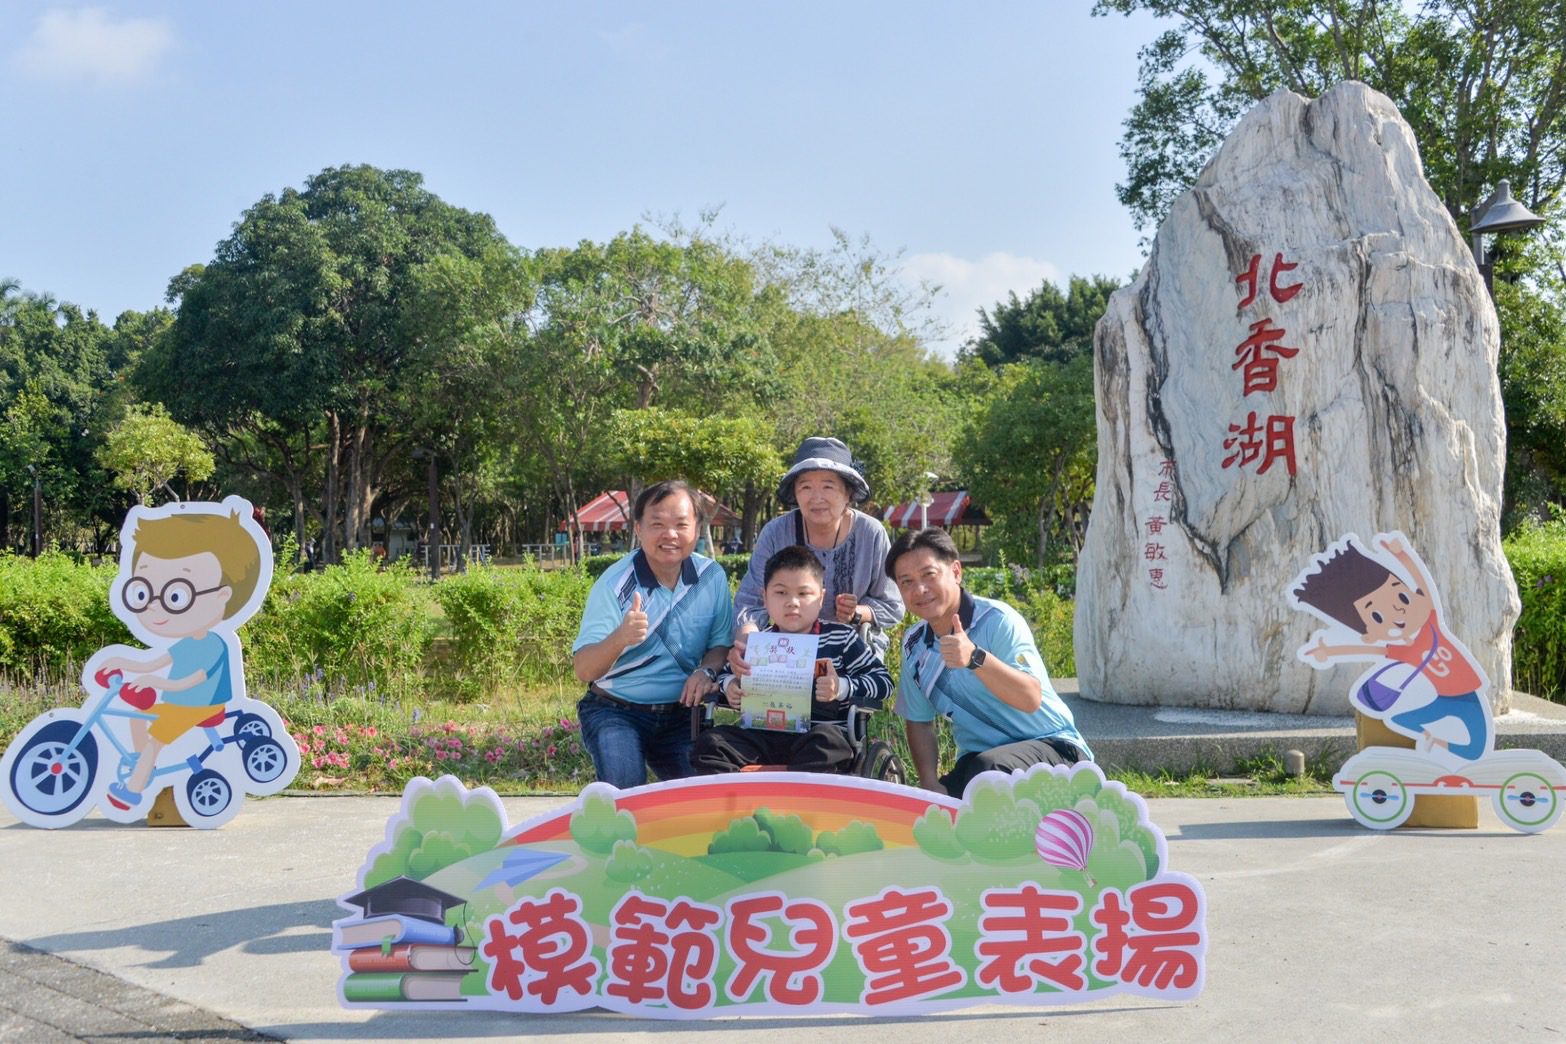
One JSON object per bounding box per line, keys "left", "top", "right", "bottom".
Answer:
{"left": 1288, "top": 530, "right": 1563, "bottom": 833}
{"left": 1, "top": 496, "right": 299, "bottom": 829}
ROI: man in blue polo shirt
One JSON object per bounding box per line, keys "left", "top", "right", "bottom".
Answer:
{"left": 573, "top": 480, "right": 733, "bottom": 788}
{"left": 888, "top": 528, "right": 1092, "bottom": 797}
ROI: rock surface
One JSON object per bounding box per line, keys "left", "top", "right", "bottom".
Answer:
{"left": 1075, "top": 82, "right": 1520, "bottom": 713}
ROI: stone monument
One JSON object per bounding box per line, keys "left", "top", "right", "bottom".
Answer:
{"left": 1075, "top": 81, "right": 1520, "bottom": 713}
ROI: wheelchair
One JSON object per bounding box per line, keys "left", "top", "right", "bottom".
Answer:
{"left": 689, "top": 697, "right": 908, "bottom": 784}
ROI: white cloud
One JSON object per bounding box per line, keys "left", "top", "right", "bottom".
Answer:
{"left": 12, "top": 7, "right": 175, "bottom": 88}
{"left": 903, "top": 250, "right": 1062, "bottom": 360}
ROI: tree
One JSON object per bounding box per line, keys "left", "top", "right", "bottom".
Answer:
{"left": 956, "top": 355, "right": 1098, "bottom": 566}
{"left": 143, "top": 164, "right": 525, "bottom": 561}
{"left": 963, "top": 275, "right": 1121, "bottom": 368}
{"left": 1095, "top": 1, "right": 1566, "bottom": 235}
{"left": 1495, "top": 210, "right": 1566, "bottom": 520}
{"left": 606, "top": 406, "right": 783, "bottom": 550}
{"left": 512, "top": 229, "right": 773, "bottom": 559}
{"left": 97, "top": 403, "right": 214, "bottom": 504}
{"left": 0, "top": 286, "right": 155, "bottom": 550}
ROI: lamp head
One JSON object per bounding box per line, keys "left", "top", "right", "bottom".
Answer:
{"left": 1471, "top": 180, "right": 1545, "bottom": 236}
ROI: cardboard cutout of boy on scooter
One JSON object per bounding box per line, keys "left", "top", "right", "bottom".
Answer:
{"left": 1, "top": 496, "right": 298, "bottom": 829}
{"left": 1288, "top": 531, "right": 1563, "bottom": 832}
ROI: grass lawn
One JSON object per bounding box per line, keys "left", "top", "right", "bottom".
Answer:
{"left": 2, "top": 668, "right": 1337, "bottom": 799}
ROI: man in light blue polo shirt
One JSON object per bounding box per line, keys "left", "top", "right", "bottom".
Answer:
{"left": 573, "top": 480, "right": 733, "bottom": 788}
{"left": 888, "top": 528, "right": 1091, "bottom": 798}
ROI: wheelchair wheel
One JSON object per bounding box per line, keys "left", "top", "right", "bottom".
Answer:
{"left": 185, "top": 769, "right": 233, "bottom": 820}
{"left": 243, "top": 737, "right": 288, "bottom": 784}
{"left": 860, "top": 740, "right": 907, "bottom": 784}
{"left": 8, "top": 719, "right": 99, "bottom": 821}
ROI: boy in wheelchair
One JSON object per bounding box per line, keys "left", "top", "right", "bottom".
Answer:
{"left": 692, "top": 545, "right": 892, "bottom": 775}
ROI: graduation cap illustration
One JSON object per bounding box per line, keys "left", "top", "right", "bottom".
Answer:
{"left": 343, "top": 876, "right": 464, "bottom": 926}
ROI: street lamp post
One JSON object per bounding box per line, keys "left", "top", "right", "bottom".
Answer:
{"left": 1469, "top": 179, "right": 1545, "bottom": 297}
{"left": 917, "top": 471, "right": 938, "bottom": 532}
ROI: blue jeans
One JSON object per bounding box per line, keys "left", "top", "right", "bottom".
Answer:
{"left": 577, "top": 692, "right": 693, "bottom": 788}
{"left": 1390, "top": 691, "right": 1490, "bottom": 760}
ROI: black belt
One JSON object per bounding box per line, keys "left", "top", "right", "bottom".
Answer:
{"left": 586, "top": 685, "right": 685, "bottom": 715}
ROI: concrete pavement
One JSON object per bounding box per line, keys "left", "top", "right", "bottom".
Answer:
{"left": 2, "top": 791, "right": 1563, "bottom": 1042}
{"left": 1058, "top": 680, "right": 1566, "bottom": 772}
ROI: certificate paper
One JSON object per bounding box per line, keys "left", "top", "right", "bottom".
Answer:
{"left": 739, "top": 632, "right": 817, "bottom": 733}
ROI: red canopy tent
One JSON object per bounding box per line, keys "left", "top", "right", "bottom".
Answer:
{"left": 881, "top": 490, "right": 987, "bottom": 530}
{"left": 560, "top": 490, "right": 741, "bottom": 533}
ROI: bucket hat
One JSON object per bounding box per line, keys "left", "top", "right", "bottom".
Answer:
{"left": 776, "top": 436, "right": 870, "bottom": 507}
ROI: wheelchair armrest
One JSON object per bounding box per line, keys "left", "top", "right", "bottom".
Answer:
{"left": 689, "top": 693, "right": 723, "bottom": 742}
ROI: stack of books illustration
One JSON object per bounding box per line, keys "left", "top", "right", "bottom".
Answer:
{"left": 335, "top": 877, "right": 474, "bottom": 1003}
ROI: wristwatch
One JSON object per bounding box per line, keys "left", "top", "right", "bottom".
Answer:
{"left": 967, "top": 647, "right": 987, "bottom": 670}
{"left": 700, "top": 667, "right": 718, "bottom": 682}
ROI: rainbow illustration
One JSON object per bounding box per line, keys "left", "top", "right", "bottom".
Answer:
{"left": 507, "top": 773, "right": 950, "bottom": 856}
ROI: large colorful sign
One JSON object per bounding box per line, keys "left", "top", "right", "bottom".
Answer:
{"left": 335, "top": 767, "right": 1207, "bottom": 1017}
{"left": 1288, "top": 530, "right": 1563, "bottom": 832}
{"left": 0, "top": 496, "right": 299, "bottom": 829}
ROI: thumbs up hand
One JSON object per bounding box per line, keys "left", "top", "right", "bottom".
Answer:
{"left": 617, "top": 591, "right": 649, "bottom": 648}
{"left": 939, "top": 614, "right": 976, "bottom": 669}
{"left": 814, "top": 658, "right": 842, "bottom": 702}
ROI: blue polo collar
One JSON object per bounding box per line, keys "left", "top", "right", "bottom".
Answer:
{"left": 631, "top": 549, "right": 699, "bottom": 590}
{"left": 920, "top": 588, "right": 976, "bottom": 646}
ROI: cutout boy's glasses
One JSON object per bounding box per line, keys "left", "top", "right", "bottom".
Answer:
{"left": 121, "top": 577, "right": 224, "bottom": 615}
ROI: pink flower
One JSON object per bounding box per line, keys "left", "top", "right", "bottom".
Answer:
{"left": 434, "top": 750, "right": 447, "bottom": 761}
{"left": 312, "top": 724, "right": 326, "bottom": 736}
{"left": 364, "top": 726, "right": 378, "bottom": 738}
{"left": 311, "top": 755, "right": 324, "bottom": 768}
{"left": 546, "top": 745, "right": 557, "bottom": 757}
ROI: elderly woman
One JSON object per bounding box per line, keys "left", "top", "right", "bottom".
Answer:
{"left": 732, "top": 437, "right": 904, "bottom": 664}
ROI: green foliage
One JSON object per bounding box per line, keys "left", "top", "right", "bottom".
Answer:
{"left": 911, "top": 807, "right": 966, "bottom": 860}
{"left": 366, "top": 781, "right": 503, "bottom": 885}
{"left": 814, "top": 819, "right": 884, "bottom": 857}
{"left": 963, "top": 275, "right": 1120, "bottom": 368}
{"left": 956, "top": 355, "right": 1097, "bottom": 566}
{"left": 607, "top": 407, "right": 783, "bottom": 505}
{"left": 753, "top": 807, "right": 814, "bottom": 855}
{"left": 1496, "top": 215, "right": 1566, "bottom": 521}
{"left": 96, "top": 403, "right": 214, "bottom": 505}
{"left": 1095, "top": 1, "right": 1566, "bottom": 238}
{"left": 143, "top": 164, "right": 528, "bottom": 561}
{"left": 953, "top": 783, "right": 1043, "bottom": 862}
{"left": 1, "top": 287, "right": 159, "bottom": 546}
{"left": 0, "top": 552, "right": 125, "bottom": 677}
{"left": 433, "top": 565, "right": 593, "bottom": 694}
{"left": 962, "top": 566, "right": 1077, "bottom": 677}
{"left": 1504, "top": 519, "right": 1566, "bottom": 701}
{"left": 604, "top": 839, "right": 654, "bottom": 882}
{"left": 708, "top": 816, "right": 774, "bottom": 854}
{"left": 1014, "top": 767, "right": 1079, "bottom": 815}
{"left": 569, "top": 790, "right": 638, "bottom": 855}
{"left": 243, "top": 551, "right": 434, "bottom": 691}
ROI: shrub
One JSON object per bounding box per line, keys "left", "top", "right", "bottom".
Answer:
{"left": 434, "top": 566, "right": 592, "bottom": 694}
{"left": 1505, "top": 520, "right": 1566, "bottom": 701}
{"left": 245, "top": 551, "right": 434, "bottom": 692}
{"left": 0, "top": 552, "right": 126, "bottom": 678}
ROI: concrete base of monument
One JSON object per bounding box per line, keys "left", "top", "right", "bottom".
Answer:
{"left": 1060, "top": 678, "right": 1566, "bottom": 775}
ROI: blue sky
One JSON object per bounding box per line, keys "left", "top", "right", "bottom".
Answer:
{"left": 3, "top": 2, "right": 1168, "bottom": 356}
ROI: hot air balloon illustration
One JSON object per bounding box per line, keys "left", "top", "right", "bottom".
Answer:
{"left": 1035, "top": 808, "right": 1096, "bottom": 887}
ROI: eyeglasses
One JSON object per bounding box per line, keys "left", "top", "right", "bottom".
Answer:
{"left": 121, "top": 577, "right": 225, "bottom": 616}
